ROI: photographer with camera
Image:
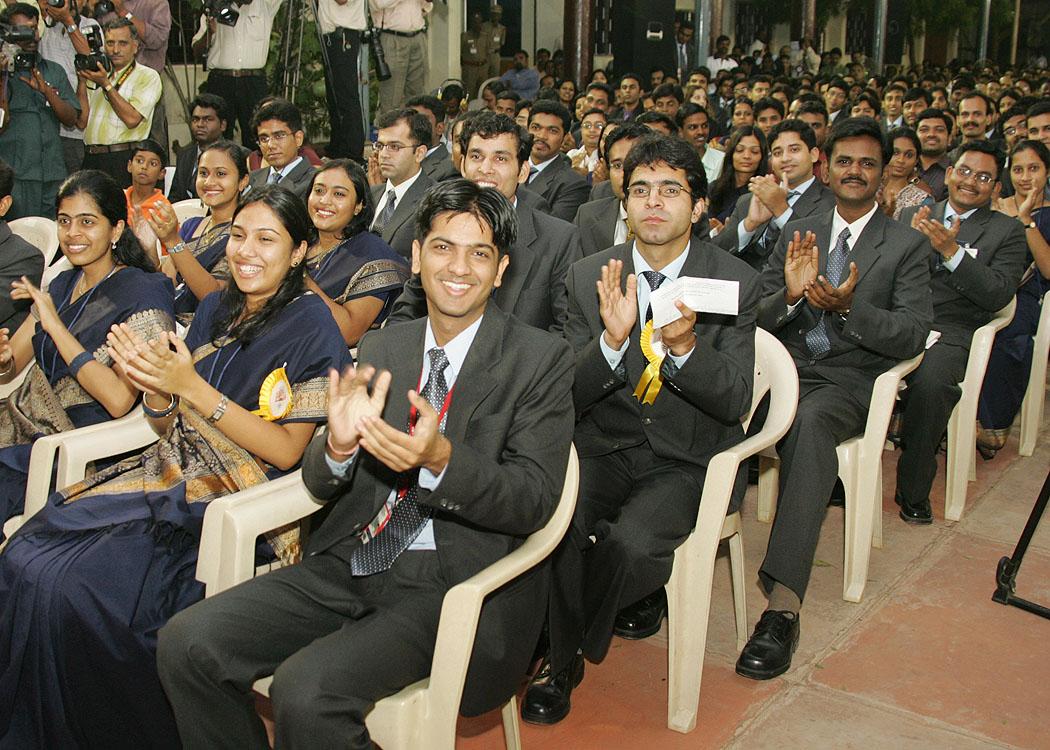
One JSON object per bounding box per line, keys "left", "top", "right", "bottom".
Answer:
{"left": 317, "top": 0, "right": 365, "bottom": 162}
{"left": 0, "top": 3, "right": 80, "bottom": 219}
{"left": 79, "top": 17, "right": 161, "bottom": 188}
{"left": 369, "top": 0, "right": 431, "bottom": 115}
{"left": 192, "top": 0, "right": 283, "bottom": 149}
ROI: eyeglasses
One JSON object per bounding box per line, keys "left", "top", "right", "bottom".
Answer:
{"left": 581, "top": 121, "right": 605, "bottom": 130}
{"left": 257, "top": 131, "right": 291, "bottom": 146}
{"left": 372, "top": 141, "right": 418, "bottom": 154}
{"left": 626, "top": 183, "right": 690, "bottom": 200}
{"left": 954, "top": 165, "right": 995, "bottom": 185}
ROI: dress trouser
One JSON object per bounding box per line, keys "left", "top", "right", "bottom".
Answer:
{"left": 322, "top": 27, "right": 365, "bottom": 161}
{"left": 758, "top": 375, "right": 868, "bottom": 601}
{"left": 82, "top": 150, "right": 134, "bottom": 188}
{"left": 204, "top": 71, "right": 269, "bottom": 148}
{"left": 158, "top": 549, "right": 446, "bottom": 750}
{"left": 375, "top": 31, "right": 427, "bottom": 116}
{"left": 896, "top": 339, "right": 969, "bottom": 505}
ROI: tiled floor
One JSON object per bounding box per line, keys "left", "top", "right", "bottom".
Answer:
{"left": 455, "top": 418, "right": 1050, "bottom": 749}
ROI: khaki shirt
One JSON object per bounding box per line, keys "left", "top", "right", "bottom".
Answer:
{"left": 479, "top": 21, "right": 505, "bottom": 57}
{"left": 461, "top": 30, "right": 488, "bottom": 63}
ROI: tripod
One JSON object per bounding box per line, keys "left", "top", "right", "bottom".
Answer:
{"left": 992, "top": 464, "right": 1050, "bottom": 620}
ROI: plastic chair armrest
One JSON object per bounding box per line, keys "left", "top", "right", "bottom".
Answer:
{"left": 56, "top": 410, "right": 157, "bottom": 487}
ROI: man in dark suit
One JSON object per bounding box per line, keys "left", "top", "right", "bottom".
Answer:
{"left": 167, "top": 93, "right": 229, "bottom": 202}
{"left": 523, "top": 134, "right": 760, "bottom": 724}
{"left": 525, "top": 100, "right": 591, "bottom": 221}
{"left": 713, "top": 119, "right": 836, "bottom": 270}
{"left": 894, "top": 141, "right": 1026, "bottom": 523}
{"left": 245, "top": 99, "right": 317, "bottom": 202}
{"left": 0, "top": 161, "right": 44, "bottom": 331}
{"left": 388, "top": 112, "right": 582, "bottom": 332}
{"left": 406, "top": 94, "right": 460, "bottom": 183}
{"left": 573, "top": 123, "right": 650, "bottom": 256}
{"left": 157, "top": 180, "right": 575, "bottom": 750}
{"left": 739, "top": 117, "right": 932, "bottom": 681}
{"left": 369, "top": 108, "right": 435, "bottom": 259}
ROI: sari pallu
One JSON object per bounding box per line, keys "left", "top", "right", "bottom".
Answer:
{"left": 0, "top": 291, "right": 349, "bottom": 750}
{"left": 0, "top": 267, "right": 174, "bottom": 529}
{"left": 173, "top": 216, "right": 231, "bottom": 326}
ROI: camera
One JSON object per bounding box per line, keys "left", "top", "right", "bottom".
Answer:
{"left": 45, "top": 0, "right": 67, "bottom": 8}
{"left": 204, "top": 0, "right": 252, "bottom": 27}
{"left": 13, "top": 52, "right": 37, "bottom": 73}
{"left": 0, "top": 23, "right": 35, "bottom": 45}
{"left": 91, "top": 0, "right": 114, "bottom": 16}
{"left": 73, "top": 25, "right": 112, "bottom": 74}
{"left": 363, "top": 17, "right": 391, "bottom": 82}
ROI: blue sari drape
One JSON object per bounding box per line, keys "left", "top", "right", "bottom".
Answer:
{"left": 173, "top": 216, "right": 231, "bottom": 326}
{"left": 0, "top": 291, "right": 350, "bottom": 749}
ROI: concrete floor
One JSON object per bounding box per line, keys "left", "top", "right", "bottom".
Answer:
{"left": 455, "top": 418, "right": 1050, "bottom": 749}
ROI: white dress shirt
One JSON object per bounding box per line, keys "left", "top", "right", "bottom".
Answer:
{"left": 371, "top": 168, "right": 423, "bottom": 229}
{"left": 194, "top": 0, "right": 284, "bottom": 70}
{"left": 316, "top": 0, "right": 366, "bottom": 34}
{"left": 941, "top": 204, "right": 979, "bottom": 272}
{"left": 613, "top": 202, "right": 629, "bottom": 246}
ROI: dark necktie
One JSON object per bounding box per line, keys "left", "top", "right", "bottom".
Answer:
{"left": 758, "top": 190, "right": 799, "bottom": 250}
{"left": 267, "top": 169, "right": 281, "bottom": 185}
{"left": 350, "top": 348, "right": 450, "bottom": 576}
{"left": 373, "top": 189, "right": 397, "bottom": 234}
{"left": 527, "top": 165, "right": 539, "bottom": 183}
{"left": 640, "top": 270, "right": 666, "bottom": 323}
{"left": 805, "top": 227, "right": 851, "bottom": 358}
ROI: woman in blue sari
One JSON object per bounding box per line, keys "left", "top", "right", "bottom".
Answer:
{"left": 305, "top": 158, "right": 409, "bottom": 345}
{"left": 0, "top": 170, "right": 174, "bottom": 532}
{"left": 147, "top": 140, "right": 249, "bottom": 326}
{"left": 977, "top": 140, "right": 1050, "bottom": 457}
{"left": 0, "top": 186, "right": 351, "bottom": 749}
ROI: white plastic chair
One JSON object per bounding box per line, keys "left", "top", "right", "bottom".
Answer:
{"left": 943, "top": 298, "right": 1015, "bottom": 521}
{"left": 9, "top": 216, "right": 60, "bottom": 265}
{"left": 163, "top": 166, "right": 176, "bottom": 197}
{"left": 758, "top": 351, "right": 925, "bottom": 603}
{"left": 1019, "top": 295, "right": 1050, "bottom": 457}
{"left": 665, "top": 328, "right": 798, "bottom": 734}
{"left": 171, "top": 199, "right": 207, "bottom": 225}
{"left": 41, "top": 256, "right": 73, "bottom": 291}
{"left": 199, "top": 444, "right": 581, "bottom": 750}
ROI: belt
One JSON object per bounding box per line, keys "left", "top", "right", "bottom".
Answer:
{"left": 85, "top": 141, "right": 139, "bottom": 155}
{"left": 462, "top": 60, "right": 486, "bottom": 66}
{"left": 209, "top": 68, "right": 265, "bottom": 77}
{"left": 379, "top": 28, "right": 424, "bottom": 38}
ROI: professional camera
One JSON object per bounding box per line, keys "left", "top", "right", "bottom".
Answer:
{"left": 0, "top": 23, "right": 35, "bottom": 45}
{"left": 13, "top": 51, "right": 37, "bottom": 72}
{"left": 45, "top": 0, "right": 68, "bottom": 8}
{"left": 204, "top": 0, "right": 252, "bottom": 27}
{"left": 73, "top": 25, "right": 111, "bottom": 74}
{"left": 91, "top": 0, "right": 115, "bottom": 16}
{"left": 362, "top": 16, "right": 391, "bottom": 81}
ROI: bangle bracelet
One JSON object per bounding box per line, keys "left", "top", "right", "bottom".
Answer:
{"left": 208, "top": 394, "right": 228, "bottom": 423}
{"left": 69, "top": 351, "right": 95, "bottom": 377}
{"left": 142, "top": 393, "right": 178, "bottom": 418}
{"left": 326, "top": 433, "right": 356, "bottom": 457}
{"left": 0, "top": 357, "right": 13, "bottom": 375}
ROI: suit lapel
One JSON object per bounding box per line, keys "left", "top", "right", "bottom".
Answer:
{"left": 850, "top": 210, "right": 887, "bottom": 285}
{"left": 597, "top": 198, "right": 619, "bottom": 250}
{"left": 385, "top": 174, "right": 430, "bottom": 238}
{"left": 495, "top": 202, "right": 538, "bottom": 310}
{"left": 955, "top": 204, "right": 991, "bottom": 250}
{"left": 443, "top": 309, "right": 503, "bottom": 441}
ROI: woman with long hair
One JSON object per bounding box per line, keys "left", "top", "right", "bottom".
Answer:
{"left": 557, "top": 78, "right": 578, "bottom": 111}
{"left": 0, "top": 186, "right": 351, "bottom": 749}
{"left": 708, "top": 126, "right": 769, "bottom": 224}
{"left": 879, "top": 127, "right": 934, "bottom": 219}
{"left": 305, "top": 159, "right": 409, "bottom": 345}
{"left": 0, "top": 170, "right": 174, "bottom": 531}
{"left": 146, "top": 139, "right": 250, "bottom": 326}
{"left": 977, "top": 140, "right": 1050, "bottom": 456}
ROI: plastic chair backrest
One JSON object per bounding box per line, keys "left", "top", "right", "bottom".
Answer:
{"left": 171, "top": 199, "right": 207, "bottom": 225}
{"left": 9, "top": 216, "right": 60, "bottom": 265}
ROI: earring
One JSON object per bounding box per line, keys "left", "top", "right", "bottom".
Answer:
{"left": 111, "top": 241, "right": 117, "bottom": 249}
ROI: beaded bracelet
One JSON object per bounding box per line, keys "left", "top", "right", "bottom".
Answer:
{"left": 69, "top": 351, "right": 95, "bottom": 378}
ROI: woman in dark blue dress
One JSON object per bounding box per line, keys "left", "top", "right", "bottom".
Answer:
{"left": 304, "top": 158, "right": 409, "bottom": 345}
{"left": 0, "top": 187, "right": 351, "bottom": 749}
{"left": 0, "top": 170, "right": 174, "bottom": 533}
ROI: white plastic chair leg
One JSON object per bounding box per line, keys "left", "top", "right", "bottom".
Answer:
{"left": 665, "top": 548, "right": 708, "bottom": 734}
{"left": 500, "top": 696, "right": 521, "bottom": 750}
{"left": 842, "top": 444, "right": 876, "bottom": 603}
{"left": 724, "top": 513, "right": 748, "bottom": 651}
{"left": 944, "top": 406, "right": 970, "bottom": 522}
{"left": 1019, "top": 360, "right": 1047, "bottom": 457}
{"left": 872, "top": 466, "right": 884, "bottom": 550}
{"left": 756, "top": 454, "right": 778, "bottom": 522}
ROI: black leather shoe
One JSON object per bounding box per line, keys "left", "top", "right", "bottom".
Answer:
{"left": 828, "top": 478, "right": 846, "bottom": 508}
{"left": 521, "top": 652, "right": 584, "bottom": 725}
{"left": 895, "top": 493, "right": 933, "bottom": 525}
{"left": 613, "top": 588, "right": 667, "bottom": 639}
{"left": 735, "top": 610, "right": 799, "bottom": 680}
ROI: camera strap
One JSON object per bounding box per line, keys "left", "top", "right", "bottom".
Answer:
{"left": 111, "top": 59, "right": 135, "bottom": 92}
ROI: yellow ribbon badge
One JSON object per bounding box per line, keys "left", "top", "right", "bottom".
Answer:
{"left": 252, "top": 367, "right": 293, "bottom": 421}
{"left": 633, "top": 321, "right": 666, "bottom": 405}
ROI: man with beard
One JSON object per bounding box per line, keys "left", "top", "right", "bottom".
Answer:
{"left": 168, "top": 93, "right": 230, "bottom": 201}
{"left": 916, "top": 108, "right": 952, "bottom": 201}
{"left": 737, "top": 117, "right": 931, "bottom": 680}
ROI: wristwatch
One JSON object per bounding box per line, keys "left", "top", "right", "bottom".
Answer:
{"left": 124, "top": 11, "right": 134, "bottom": 21}
{"left": 103, "top": 83, "right": 114, "bottom": 92}
{"left": 65, "top": 22, "right": 78, "bottom": 34}
{"left": 1025, "top": 221, "right": 1038, "bottom": 231}
{"left": 208, "top": 394, "right": 228, "bottom": 424}
{"left": 169, "top": 241, "right": 187, "bottom": 254}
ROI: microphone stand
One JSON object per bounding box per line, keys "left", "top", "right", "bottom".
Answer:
{"left": 992, "top": 463, "right": 1050, "bottom": 620}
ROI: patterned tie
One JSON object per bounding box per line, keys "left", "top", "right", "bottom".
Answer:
{"left": 640, "top": 270, "right": 666, "bottom": 323}
{"left": 804, "top": 227, "right": 851, "bottom": 358}
{"left": 373, "top": 189, "right": 397, "bottom": 234}
{"left": 758, "top": 190, "right": 799, "bottom": 250}
{"left": 350, "top": 348, "right": 450, "bottom": 576}
{"left": 267, "top": 169, "right": 281, "bottom": 185}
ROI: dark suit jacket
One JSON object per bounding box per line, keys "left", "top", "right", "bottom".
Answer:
{"left": 167, "top": 143, "right": 199, "bottom": 202}
{"left": 574, "top": 196, "right": 620, "bottom": 257}
{"left": 527, "top": 153, "right": 591, "bottom": 222}
{"left": 900, "top": 201, "right": 1027, "bottom": 347}
{"left": 713, "top": 179, "right": 837, "bottom": 270}
{"left": 517, "top": 185, "right": 552, "bottom": 213}
{"left": 0, "top": 222, "right": 44, "bottom": 331}
{"left": 589, "top": 179, "right": 614, "bottom": 202}
{"left": 247, "top": 158, "right": 317, "bottom": 202}
{"left": 302, "top": 306, "right": 575, "bottom": 714}
{"left": 370, "top": 171, "right": 435, "bottom": 260}
{"left": 421, "top": 147, "right": 459, "bottom": 182}
{"left": 565, "top": 240, "right": 760, "bottom": 499}
{"left": 758, "top": 207, "right": 934, "bottom": 402}
{"left": 387, "top": 196, "right": 582, "bottom": 333}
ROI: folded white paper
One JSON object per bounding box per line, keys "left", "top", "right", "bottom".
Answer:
{"left": 649, "top": 276, "right": 740, "bottom": 328}
{"left": 926, "top": 330, "right": 941, "bottom": 349}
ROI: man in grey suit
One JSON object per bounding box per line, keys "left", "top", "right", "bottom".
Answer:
{"left": 0, "top": 161, "right": 44, "bottom": 331}
{"left": 246, "top": 99, "right": 316, "bottom": 202}
{"left": 573, "top": 123, "right": 650, "bottom": 256}
{"left": 158, "top": 181, "right": 575, "bottom": 749}
{"left": 389, "top": 112, "right": 582, "bottom": 333}
{"left": 894, "top": 141, "right": 1027, "bottom": 523}
{"left": 713, "top": 119, "right": 836, "bottom": 270}
{"left": 524, "top": 134, "right": 761, "bottom": 724}
{"left": 369, "top": 108, "right": 435, "bottom": 259}
{"left": 525, "top": 100, "right": 591, "bottom": 221}
{"left": 406, "top": 94, "right": 460, "bottom": 183}
{"left": 739, "top": 118, "right": 932, "bottom": 681}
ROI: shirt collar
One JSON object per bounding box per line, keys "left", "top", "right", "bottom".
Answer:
{"left": 530, "top": 153, "right": 558, "bottom": 171}
{"left": 271, "top": 155, "right": 304, "bottom": 181}
{"left": 631, "top": 240, "right": 690, "bottom": 281}
{"left": 789, "top": 175, "right": 816, "bottom": 199}
{"left": 618, "top": 202, "right": 628, "bottom": 221}
{"left": 831, "top": 201, "right": 880, "bottom": 250}
{"left": 385, "top": 167, "right": 423, "bottom": 200}
{"left": 944, "top": 203, "right": 979, "bottom": 224}
{"left": 423, "top": 314, "right": 484, "bottom": 389}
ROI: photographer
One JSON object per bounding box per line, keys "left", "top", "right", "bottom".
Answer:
{"left": 79, "top": 17, "right": 162, "bottom": 188}
{"left": 317, "top": 0, "right": 365, "bottom": 162}
{"left": 0, "top": 3, "right": 80, "bottom": 219}
{"left": 369, "top": 0, "right": 431, "bottom": 114}
{"left": 192, "top": 0, "right": 284, "bottom": 148}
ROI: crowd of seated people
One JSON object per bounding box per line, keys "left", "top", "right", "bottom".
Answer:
{"left": 0, "top": 28, "right": 1046, "bottom": 748}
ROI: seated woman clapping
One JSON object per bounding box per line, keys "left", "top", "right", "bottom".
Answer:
{"left": 0, "top": 186, "right": 351, "bottom": 750}
{"left": 0, "top": 170, "right": 174, "bottom": 532}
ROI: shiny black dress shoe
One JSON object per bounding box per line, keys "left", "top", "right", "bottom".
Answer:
{"left": 521, "top": 652, "right": 584, "bottom": 725}
{"left": 613, "top": 588, "right": 667, "bottom": 639}
{"left": 735, "top": 610, "right": 799, "bottom": 680}
{"left": 828, "top": 478, "right": 846, "bottom": 508}
{"left": 895, "top": 493, "right": 933, "bottom": 525}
